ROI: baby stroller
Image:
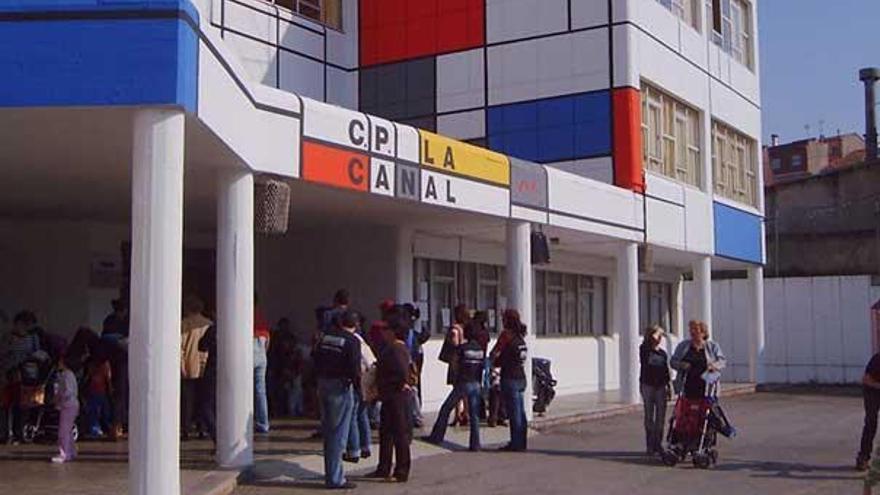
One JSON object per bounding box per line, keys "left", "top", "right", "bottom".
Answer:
{"left": 532, "top": 358, "right": 557, "bottom": 415}
{"left": 21, "top": 362, "right": 78, "bottom": 444}
{"left": 661, "top": 371, "right": 735, "bottom": 469}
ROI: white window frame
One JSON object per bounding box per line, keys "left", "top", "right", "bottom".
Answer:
{"left": 712, "top": 121, "right": 758, "bottom": 207}
{"left": 709, "top": 0, "right": 753, "bottom": 69}
{"left": 641, "top": 83, "right": 702, "bottom": 188}
{"left": 656, "top": 0, "right": 701, "bottom": 31}
{"left": 265, "top": 0, "right": 343, "bottom": 30}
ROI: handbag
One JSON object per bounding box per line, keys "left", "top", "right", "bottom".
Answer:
{"left": 438, "top": 326, "right": 459, "bottom": 364}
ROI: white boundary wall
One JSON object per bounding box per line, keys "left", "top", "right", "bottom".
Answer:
{"left": 686, "top": 276, "right": 880, "bottom": 384}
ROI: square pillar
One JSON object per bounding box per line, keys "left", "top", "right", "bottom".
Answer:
{"left": 505, "top": 221, "right": 534, "bottom": 419}
{"left": 129, "top": 109, "right": 185, "bottom": 495}
{"left": 615, "top": 242, "right": 640, "bottom": 404}
{"left": 216, "top": 168, "right": 255, "bottom": 467}
{"left": 747, "top": 266, "right": 765, "bottom": 383}
{"left": 395, "top": 226, "right": 414, "bottom": 302}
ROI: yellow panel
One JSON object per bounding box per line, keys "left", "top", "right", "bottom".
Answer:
{"left": 418, "top": 130, "right": 510, "bottom": 186}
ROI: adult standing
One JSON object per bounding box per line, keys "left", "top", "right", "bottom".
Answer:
{"left": 495, "top": 309, "right": 528, "bottom": 452}
{"left": 857, "top": 350, "right": 880, "bottom": 470}
{"left": 639, "top": 325, "right": 671, "bottom": 456}
{"left": 367, "top": 309, "right": 413, "bottom": 482}
{"left": 438, "top": 305, "right": 468, "bottom": 426}
{"left": 101, "top": 299, "right": 129, "bottom": 338}
{"left": 344, "top": 312, "right": 377, "bottom": 463}
{"left": 254, "top": 298, "right": 271, "bottom": 434}
{"left": 671, "top": 321, "right": 726, "bottom": 400}
{"left": 425, "top": 317, "right": 485, "bottom": 451}
{"left": 312, "top": 309, "right": 361, "bottom": 490}
{"left": 197, "top": 325, "right": 217, "bottom": 443}
{"left": 180, "top": 295, "right": 211, "bottom": 441}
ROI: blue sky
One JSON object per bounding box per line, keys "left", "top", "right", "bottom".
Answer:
{"left": 759, "top": 0, "right": 880, "bottom": 143}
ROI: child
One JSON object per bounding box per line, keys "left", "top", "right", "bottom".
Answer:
{"left": 52, "top": 355, "right": 78, "bottom": 463}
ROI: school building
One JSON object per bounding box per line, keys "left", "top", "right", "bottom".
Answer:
{"left": 0, "top": 0, "right": 764, "bottom": 493}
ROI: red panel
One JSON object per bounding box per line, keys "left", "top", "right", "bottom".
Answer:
{"left": 359, "top": 0, "right": 485, "bottom": 67}
{"left": 612, "top": 88, "right": 646, "bottom": 193}
{"left": 302, "top": 141, "right": 370, "bottom": 192}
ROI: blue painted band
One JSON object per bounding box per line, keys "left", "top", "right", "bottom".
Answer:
{"left": 713, "top": 201, "right": 764, "bottom": 265}
{"left": 0, "top": 1, "right": 199, "bottom": 112}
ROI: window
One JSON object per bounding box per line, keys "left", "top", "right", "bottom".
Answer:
{"left": 414, "top": 258, "right": 505, "bottom": 335}
{"left": 791, "top": 154, "right": 803, "bottom": 169}
{"left": 770, "top": 157, "right": 782, "bottom": 171}
{"left": 712, "top": 121, "right": 758, "bottom": 207}
{"left": 709, "top": 0, "right": 752, "bottom": 68}
{"left": 534, "top": 271, "right": 608, "bottom": 337}
{"left": 639, "top": 282, "right": 673, "bottom": 332}
{"left": 656, "top": 0, "right": 701, "bottom": 30}
{"left": 641, "top": 83, "right": 702, "bottom": 188}
{"left": 272, "top": 0, "right": 342, "bottom": 30}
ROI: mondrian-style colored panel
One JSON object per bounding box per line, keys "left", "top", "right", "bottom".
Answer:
{"left": 714, "top": 202, "right": 763, "bottom": 264}
{"left": 419, "top": 130, "right": 511, "bottom": 186}
{"left": 486, "top": 0, "right": 568, "bottom": 44}
{"left": 487, "top": 29, "right": 609, "bottom": 106}
{"left": 612, "top": 87, "right": 645, "bottom": 193}
{"left": 487, "top": 92, "right": 611, "bottom": 163}
{"left": 359, "top": 0, "right": 484, "bottom": 67}
{"left": 302, "top": 140, "right": 370, "bottom": 192}
{"left": 360, "top": 58, "right": 436, "bottom": 121}
{"left": 436, "top": 48, "right": 485, "bottom": 113}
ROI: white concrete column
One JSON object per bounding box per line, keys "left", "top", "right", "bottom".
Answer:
{"left": 615, "top": 242, "right": 640, "bottom": 404}
{"left": 395, "top": 226, "right": 414, "bottom": 302}
{"left": 506, "top": 221, "right": 534, "bottom": 420}
{"left": 692, "top": 255, "right": 713, "bottom": 334}
{"left": 216, "top": 168, "right": 255, "bottom": 468}
{"left": 747, "top": 266, "right": 765, "bottom": 384}
{"left": 129, "top": 109, "right": 185, "bottom": 495}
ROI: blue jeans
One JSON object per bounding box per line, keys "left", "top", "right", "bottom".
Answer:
{"left": 501, "top": 379, "right": 528, "bottom": 450}
{"left": 318, "top": 378, "right": 354, "bottom": 487}
{"left": 253, "top": 338, "right": 269, "bottom": 433}
{"left": 429, "top": 381, "right": 482, "bottom": 451}
{"left": 346, "top": 394, "right": 371, "bottom": 457}
{"left": 86, "top": 394, "right": 112, "bottom": 435}
{"left": 286, "top": 375, "right": 304, "bottom": 417}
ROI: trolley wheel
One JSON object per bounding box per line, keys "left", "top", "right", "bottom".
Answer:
{"left": 708, "top": 449, "right": 718, "bottom": 465}
{"left": 71, "top": 424, "right": 79, "bottom": 442}
{"left": 693, "top": 453, "right": 712, "bottom": 469}
{"left": 22, "top": 424, "right": 37, "bottom": 444}
{"left": 661, "top": 450, "right": 679, "bottom": 467}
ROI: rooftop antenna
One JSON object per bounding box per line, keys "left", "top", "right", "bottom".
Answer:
{"left": 804, "top": 124, "right": 811, "bottom": 137}
{"left": 819, "top": 119, "right": 826, "bottom": 138}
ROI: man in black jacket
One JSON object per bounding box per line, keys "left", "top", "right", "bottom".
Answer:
{"left": 313, "top": 310, "right": 361, "bottom": 489}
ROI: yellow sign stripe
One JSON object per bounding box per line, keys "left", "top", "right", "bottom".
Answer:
{"left": 418, "top": 130, "right": 510, "bottom": 186}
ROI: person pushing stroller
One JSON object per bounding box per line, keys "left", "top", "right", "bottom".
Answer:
{"left": 663, "top": 321, "right": 735, "bottom": 468}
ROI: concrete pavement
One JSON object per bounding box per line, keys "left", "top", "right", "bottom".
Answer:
{"left": 234, "top": 389, "right": 867, "bottom": 495}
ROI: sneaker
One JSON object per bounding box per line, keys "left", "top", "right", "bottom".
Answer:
{"left": 342, "top": 454, "right": 359, "bottom": 464}
{"left": 50, "top": 456, "right": 68, "bottom": 464}
{"left": 326, "top": 481, "right": 357, "bottom": 490}
{"left": 361, "top": 449, "right": 371, "bottom": 459}
{"left": 364, "top": 471, "right": 390, "bottom": 480}
{"left": 857, "top": 457, "right": 870, "bottom": 471}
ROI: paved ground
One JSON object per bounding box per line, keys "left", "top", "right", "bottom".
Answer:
{"left": 236, "top": 389, "right": 867, "bottom": 495}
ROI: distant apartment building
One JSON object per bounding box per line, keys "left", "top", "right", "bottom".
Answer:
{"left": 763, "top": 133, "right": 865, "bottom": 186}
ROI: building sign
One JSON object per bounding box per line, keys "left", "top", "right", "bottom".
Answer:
{"left": 421, "top": 170, "right": 509, "bottom": 217}
{"left": 301, "top": 141, "right": 369, "bottom": 192}
{"left": 418, "top": 130, "right": 510, "bottom": 186}
{"left": 509, "top": 157, "right": 547, "bottom": 209}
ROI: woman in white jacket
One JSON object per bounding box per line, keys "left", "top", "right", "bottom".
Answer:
{"left": 344, "top": 314, "right": 377, "bottom": 462}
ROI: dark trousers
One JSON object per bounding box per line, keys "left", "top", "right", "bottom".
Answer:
{"left": 860, "top": 389, "right": 880, "bottom": 460}
{"left": 181, "top": 379, "right": 199, "bottom": 436}
{"left": 377, "top": 391, "right": 412, "bottom": 480}
{"left": 197, "top": 375, "right": 216, "bottom": 441}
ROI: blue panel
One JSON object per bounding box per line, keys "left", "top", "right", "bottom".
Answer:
{"left": 714, "top": 202, "right": 764, "bottom": 264}
{"left": 0, "top": 0, "right": 199, "bottom": 112}
{"left": 487, "top": 91, "right": 611, "bottom": 163}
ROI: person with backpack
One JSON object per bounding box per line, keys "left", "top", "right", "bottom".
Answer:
{"left": 424, "top": 312, "right": 486, "bottom": 452}
{"left": 312, "top": 309, "right": 361, "bottom": 490}
{"left": 344, "top": 311, "right": 377, "bottom": 463}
